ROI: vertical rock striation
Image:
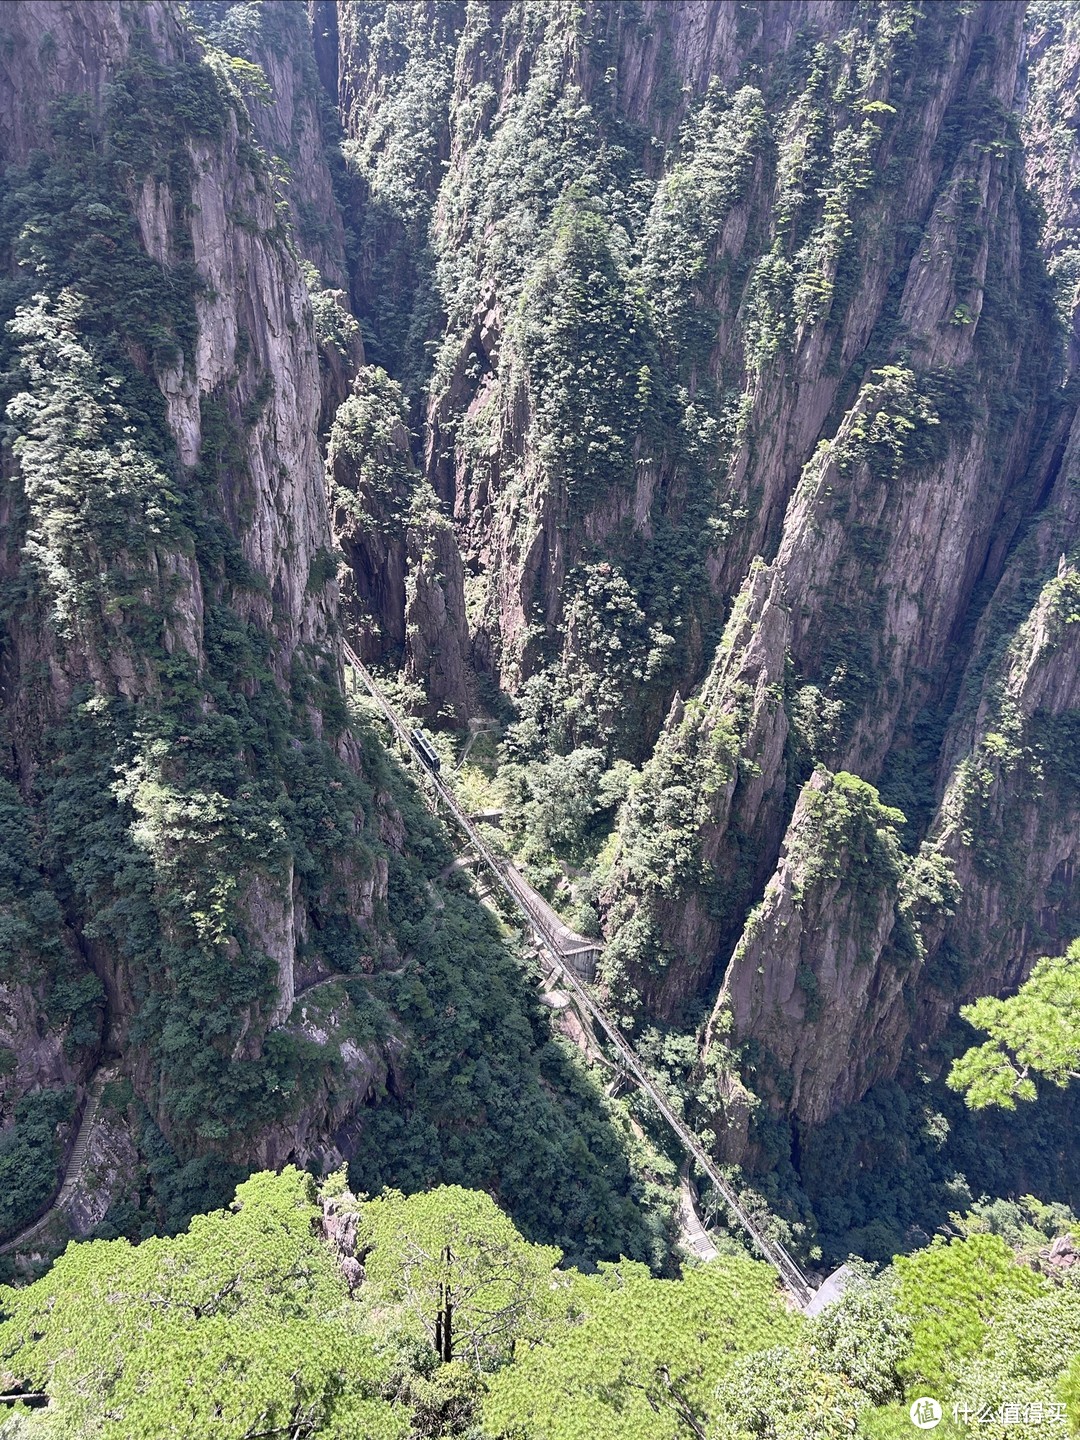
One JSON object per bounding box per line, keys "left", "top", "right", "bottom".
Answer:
{"left": 0, "top": 0, "right": 395, "bottom": 1196}
{"left": 324, "top": 0, "right": 1078, "bottom": 1158}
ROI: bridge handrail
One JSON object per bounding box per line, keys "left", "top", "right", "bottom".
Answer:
{"left": 342, "top": 642, "right": 814, "bottom": 1309}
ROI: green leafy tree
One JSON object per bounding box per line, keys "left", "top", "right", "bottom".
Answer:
{"left": 948, "top": 1287, "right": 1080, "bottom": 1440}
{"left": 709, "top": 1267, "right": 910, "bottom": 1439}
{"left": 892, "top": 1234, "right": 1045, "bottom": 1392}
{"left": 947, "top": 940, "right": 1080, "bottom": 1109}
{"left": 481, "top": 1256, "right": 799, "bottom": 1440}
{"left": 356, "top": 1186, "right": 562, "bottom": 1371}
{"left": 0, "top": 1168, "right": 403, "bottom": 1439}
{"left": 709, "top": 1345, "right": 866, "bottom": 1440}
{"left": 1062, "top": 1348, "right": 1080, "bottom": 1437}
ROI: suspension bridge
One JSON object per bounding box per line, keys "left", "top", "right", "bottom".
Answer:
{"left": 341, "top": 640, "right": 818, "bottom": 1310}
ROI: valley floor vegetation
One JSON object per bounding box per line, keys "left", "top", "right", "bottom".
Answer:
{"left": 395, "top": 711, "right": 1080, "bottom": 1271}
{"left": 0, "top": 1167, "right": 1079, "bottom": 1439}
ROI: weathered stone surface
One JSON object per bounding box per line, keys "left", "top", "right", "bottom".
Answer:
{"left": 0, "top": 0, "right": 398, "bottom": 1180}
{"left": 64, "top": 1106, "right": 141, "bottom": 1239}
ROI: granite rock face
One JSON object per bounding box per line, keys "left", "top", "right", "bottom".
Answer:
{"left": 323, "top": 0, "right": 1078, "bottom": 1158}
{"left": 1, "top": 0, "right": 1077, "bottom": 1216}
{"left": 0, "top": 0, "right": 398, "bottom": 1208}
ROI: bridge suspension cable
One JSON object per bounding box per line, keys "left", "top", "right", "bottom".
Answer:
{"left": 341, "top": 640, "right": 816, "bottom": 1310}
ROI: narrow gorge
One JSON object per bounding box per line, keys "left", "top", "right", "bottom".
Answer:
{"left": 0, "top": 0, "right": 1078, "bottom": 1302}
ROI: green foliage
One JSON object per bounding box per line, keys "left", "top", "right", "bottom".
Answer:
{"left": 511, "top": 559, "right": 686, "bottom": 757}
{"left": 788, "top": 771, "right": 907, "bottom": 896}
{"left": 950, "top": 1285, "right": 1080, "bottom": 1439}
{"left": 613, "top": 701, "right": 741, "bottom": 897}
{"left": 0, "top": 1089, "right": 75, "bottom": 1241}
{"left": 4, "top": 1169, "right": 1080, "bottom": 1439}
{"left": 338, "top": 0, "right": 462, "bottom": 380}
{"left": 358, "top": 1186, "right": 562, "bottom": 1370}
{"left": 0, "top": 1168, "right": 405, "bottom": 1439}
{"left": 0, "top": 779, "right": 102, "bottom": 1047}
{"left": 947, "top": 1193, "right": 1080, "bottom": 1263}
{"left": 38, "top": 658, "right": 382, "bottom": 1148}
{"left": 711, "top": 1343, "right": 871, "bottom": 1440}
{"left": 517, "top": 200, "right": 656, "bottom": 507}
{"left": 7, "top": 291, "right": 186, "bottom": 635}
{"left": 301, "top": 261, "right": 361, "bottom": 362}
{"left": 947, "top": 940, "right": 1080, "bottom": 1110}
{"left": 0, "top": 58, "right": 389, "bottom": 1161}
{"left": 893, "top": 1233, "right": 1046, "bottom": 1392}
{"left": 710, "top": 1239, "right": 1080, "bottom": 1440}
{"left": 481, "top": 1255, "right": 799, "bottom": 1440}
{"left": 797, "top": 1056, "right": 1080, "bottom": 1269}
{"left": 497, "top": 745, "right": 622, "bottom": 866}
{"left": 830, "top": 367, "right": 945, "bottom": 483}
{"left": 597, "top": 699, "right": 744, "bottom": 1011}
{"left": 341, "top": 718, "right": 675, "bottom": 1269}
{"left": 810, "top": 1269, "right": 912, "bottom": 1405}
{"left": 105, "top": 43, "right": 234, "bottom": 189}
{"left": 777, "top": 769, "right": 943, "bottom": 979}
{"left": 1022, "top": 0, "right": 1080, "bottom": 349}
{"left": 0, "top": 91, "right": 203, "bottom": 378}
{"left": 641, "top": 83, "right": 766, "bottom": 365}
{"left": 329, "top": 365, "right": 419, "bottom": 532}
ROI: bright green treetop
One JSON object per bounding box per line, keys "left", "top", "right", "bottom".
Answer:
{"left": 947, "top": 940, "right": 1080, "bottom": 1109}
{"left": 356, "top": 1185, "right": 563, "bottom": 1371}
{"left": 0, "top": 1168, "right": 403, "bottom": 1440}
{"left": 481, "top": 1255, "right": 799, "bottom": 1440}
{"left": 893, "top": 1233, "right": 1046, "bottom": 1393}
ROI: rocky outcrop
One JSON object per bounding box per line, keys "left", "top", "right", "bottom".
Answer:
{"left": 249, "top": 979, "right": 406, "bottom": 1177}
{"left": 703, "top": 770, "right": 940, "bottom": 1142}
{"left": 195, "top": 1, "right": 363, "bottom": 424}
{"left": 318, "top": 1187, "right": 363, "bottom": 1290}
{"left": 599, "top": 561, "right": 791, "bottom": 1020}
{"left": 405, "top": 513, "right": 472, "bottom": 723}
{"left": 0, "top": 984, "right": 83, "bottom": 1115}
{"left": 0, "top": 0, "right": 394, "bottom": 1191}
{"left": 347, "top": 1, "right": 1046, "bottom": 756}
{"left": 63, "top": 1092, "right": 140, "bottom": 1240}
{"left": 330, "top": 367, "right": 472, "bottom": 720}
{"left": 237, "top": 6, "right": 350, "bottom": 292}
{"left": 0, "top": 1, "right": 163, "bottom": 158}
{"left": 604, "top": 309, "right": 1055, "bottom": 1024}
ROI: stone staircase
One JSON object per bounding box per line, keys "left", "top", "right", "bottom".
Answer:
{"left": 0, "top": 1066, "right": 115, "bottom": 1255}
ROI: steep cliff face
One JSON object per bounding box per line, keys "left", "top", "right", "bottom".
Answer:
{"left": 334, "top": 1, "right": 1055, "bottom": 760}
{"left": 323, "top": 0, "right": 1078, "bottom": 1169}
{"left": 0, "top": 0, "right": 399, "bottom": 1200}
{"left": 1023, "top": 0, "right": 1080, "bottom": 367}
{"left": 3, "top": 0, "right": 1077, "bottom": 1254}
{"left": 704, "top": 771, "right": 928, "bottom": 1137}
{"left": 0, "top": 1, "right": 668, "bottom": 1263}
{"left": 188, "top": 0, "right": 364, "bottom": 428}
{"left": 328, "top": 365, "right": 471, "bottom": 719}
{"left": 916, "top": 446, "right": 1080, "bottom": 1035}
{"left": 685, "top": 0, "right": 1077, "bottom": 1153}
{"left": 593, "top": 0, "right": 1058, "bottom": 1024}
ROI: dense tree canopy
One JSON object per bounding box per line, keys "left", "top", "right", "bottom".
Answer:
{"left": 948, "top": 940, "right": 1080, "bottom": 1110}
{"left": 1, "top": 1170, "right": 1077, "bottom": 1439}
{"left": 0, "top": 1168, "right": 402, "bottom": 1439}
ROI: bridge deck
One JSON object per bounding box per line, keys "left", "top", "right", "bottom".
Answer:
{"left": 343, "top": 643, "right": 817, "bottom": 1310}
